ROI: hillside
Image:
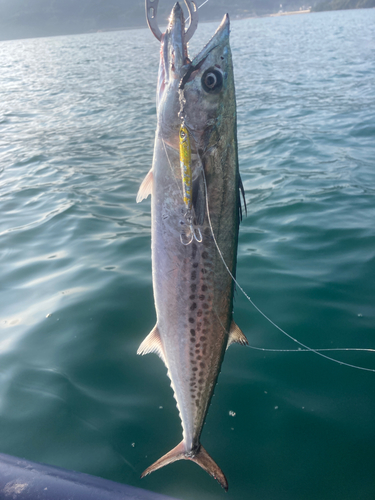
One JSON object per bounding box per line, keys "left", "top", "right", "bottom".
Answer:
{"left": 312, "top": 0, "right": 375, "bottom": 11}
{"left": 0, "top": 0, "right": 312, "bottom": 41}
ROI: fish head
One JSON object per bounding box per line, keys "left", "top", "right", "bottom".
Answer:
{"left": 156, "top": 9, "right": 235, "bottom": 154}
{"left": 157, "top": 2, "right": 188, "bottom": 146}
{"left": 180, "top": 15, "right": 235, "bottom": 153}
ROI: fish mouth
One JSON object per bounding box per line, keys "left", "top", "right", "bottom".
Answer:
{"left": 159, "top": 9, "right": 230, "bottom": 100}
{"left": 157, "top": 6, "right": 230, "bottom": 149}
{"left": 158, "top": 3, "right": 188, "bottom": 96}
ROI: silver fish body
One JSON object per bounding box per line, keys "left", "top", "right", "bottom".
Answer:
{"left": 137, "top": 3, "right": 247, "bottom": 490}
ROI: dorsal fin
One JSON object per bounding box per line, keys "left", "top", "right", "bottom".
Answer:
{"left": 137, "top": 325, "right": 166, "bottom": 365}
{"left": 226, "top": 320, "right": 248, "bottom": 349}
{"left": 136, "top": 169, "right": 153, "bottom": 203}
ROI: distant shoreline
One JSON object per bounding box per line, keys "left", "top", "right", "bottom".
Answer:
{"left": 95, "top": 9, "right": 313, "bottom": 34}
{"left": 0, "top": 9, "right": 316, "bottom": 42}
{"left": 268, "top": 9, "right": 311, "bottom": 17}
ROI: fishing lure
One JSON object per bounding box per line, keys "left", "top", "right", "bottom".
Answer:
{"left": 179, "top": 124, "right": 202, "bottom": 245}
{"left": 179, "top": 125, "right": 192, "bottom": 211}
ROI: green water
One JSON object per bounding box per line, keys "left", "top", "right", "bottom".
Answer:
{"left": 1, "top": 8, "right": 375, "bottom": 500}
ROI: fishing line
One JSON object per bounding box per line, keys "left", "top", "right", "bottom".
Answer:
{"left": 200, "top": 167, "right": 375, "bottom": 373}
{"left": 247, "top": 346, "right": 375, "bottom": 353}
{"left": 158, "top": 80, "right": 374, "bottom": 372}
{"left": 161, "top": 134, "right": 183, "bottom": 199}
{"left": 186, "top": 0, "right": 211, "bottom": 23}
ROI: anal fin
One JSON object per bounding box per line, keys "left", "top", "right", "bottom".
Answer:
{"left": 137, "top": 325, "right": 166, "bottom": 365}
{"left": 136, "top": 169, "right": 153, "bottom": 203}
{"left": 226, "top": 320, "right": 248, "bottom": 349}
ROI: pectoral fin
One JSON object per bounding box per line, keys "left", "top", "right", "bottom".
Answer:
{"left": 137, "top": 325, "right": 166, "bottom": 365}
{"left": 136, "top": 169, "right": 153, "bottom": 203}
{"left": 226, "top": 320, "right": 248, "bottom": 349}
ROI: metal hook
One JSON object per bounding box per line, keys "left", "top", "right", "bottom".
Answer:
{"left": 180, "top": 229, "right": 194, "bottom": 246}
{"left": 193, "top": 226, "right": 202, "bottom": 243}
{"left": 145, "top": 0, "right": 199, "bottom": 42}
{"left": 180, "top": 224, "right": 202, "bottom": 246}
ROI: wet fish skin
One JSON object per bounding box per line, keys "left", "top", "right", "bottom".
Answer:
{"left": 137, "top": 3, "right": 247, "bottom": 491}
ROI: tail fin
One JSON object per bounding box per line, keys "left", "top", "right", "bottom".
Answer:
{"left": 141, "top": 440, "right": 228, "bottom": 491}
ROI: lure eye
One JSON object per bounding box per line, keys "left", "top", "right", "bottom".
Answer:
{"left": 202, "top": 69, "right": 223, "bottom": 93}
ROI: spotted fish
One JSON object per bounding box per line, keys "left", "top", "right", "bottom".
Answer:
{"left": 136, "top": 3, "right": 247, "bottom": 490}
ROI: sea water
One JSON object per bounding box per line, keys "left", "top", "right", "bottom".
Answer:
{"left": 0, "top": 8, "right": 374, "bottom": 500}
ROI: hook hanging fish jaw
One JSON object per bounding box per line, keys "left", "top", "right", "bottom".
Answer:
{"left": 145, "top": 0, "right": 199, "bottom": 42}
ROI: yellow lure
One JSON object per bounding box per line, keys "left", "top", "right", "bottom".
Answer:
{"left": 179, "top": 125, "right": 192, "bottom": 211}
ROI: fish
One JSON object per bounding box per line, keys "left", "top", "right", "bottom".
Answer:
{"left": 136, "top": 2, "right": 247, "bottom": 491}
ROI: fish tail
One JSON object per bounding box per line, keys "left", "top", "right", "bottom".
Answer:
{"left": 141, "top": 441, "right": 228, "bottom": 491}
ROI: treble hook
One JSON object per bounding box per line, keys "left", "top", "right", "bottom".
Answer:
{"left": 180, "top": 224, "right": 203, "bottom": 246}
{"left": 145, "top": 0, "right": 199, "bottom": 42}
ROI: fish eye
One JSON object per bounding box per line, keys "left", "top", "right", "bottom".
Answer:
{"left": 201, "top": 69, "right": 223, "bottom": 93}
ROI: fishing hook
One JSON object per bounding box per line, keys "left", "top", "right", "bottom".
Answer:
{"left": 180, "top": 224, "right": 202, "bottom": 245}
{"left": 180, "top": 210, "right": 202, "bottom": 245}
{"left": 145, "top": 0, "right": 199, "bottom": 42}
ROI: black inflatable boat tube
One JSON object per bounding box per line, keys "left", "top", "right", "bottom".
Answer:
{"left": 0, "top": 452, "right": 178, "bottom": 500}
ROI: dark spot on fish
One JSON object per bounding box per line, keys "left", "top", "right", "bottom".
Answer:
{"left": 190, "top": 329, "right": 195, "bottom": 336}
{"left": 202, "top": 285, "right": 207, "bottom": 291}
{"left": 203, "top": 318, "right": 209, "bottom": 325}
{"left": 200, "top": 336, "right": 207, "bottom": 342}
{"left": 192, "top": 367, "right": 198, "bottom": 372}
{"left": 199, "top": 371, "right": 204, "bottom": 376}
{"left": 192, "top": 243, "right": 197, "bottom": 259}
{"left": 203, "top": 303, "right": 209, "bottom": 309}
{"left": 190, "top": 337, "right": 195, "bottom": 342}
{"left": 200, "top": 362, "right": 206, "bottom": 368}
{"left": 195, "top": 400, "right": 199, "bottom": 407}
{"left": 208, "top": 295, "right": 212, "bottom": 301}
{"left": 198, "top": 378, "right": 204, "bottom": 384}
{"left": 197, "top": 355, "right": 202, "bottom": 360}
{"left": 201, "top": 268, "right": 207, "bottom": 274}
{"left": 190, "top": 302, "right": 197, "bottom": 311}
{"left": 197, "top": 310, "right": 202, "bottom": 317}
{"left": 190, "top": 294, "right": 195, "bottom": 300}
{"left": 191, "top": 284, "right": 196, "bottom": 292}
{"left": 195, "top": 343, "right": 200, "bottom": 348}
{"left": 202, "top": 251, "right": 208, "bottom": 259}
{"left": 202, "top": 329, "right": 207, "bottom": 334}
{"left": 191, "top": 270, "right": 197, "bottom": 280}
{"left": 193, "top": 262, "right": 198, "bottom": 268}
{"left": 189, "top": 317, "right": 195, "bottom": 323}
{"left": 199, "top": 294, "right": 205, "bottom": 301}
